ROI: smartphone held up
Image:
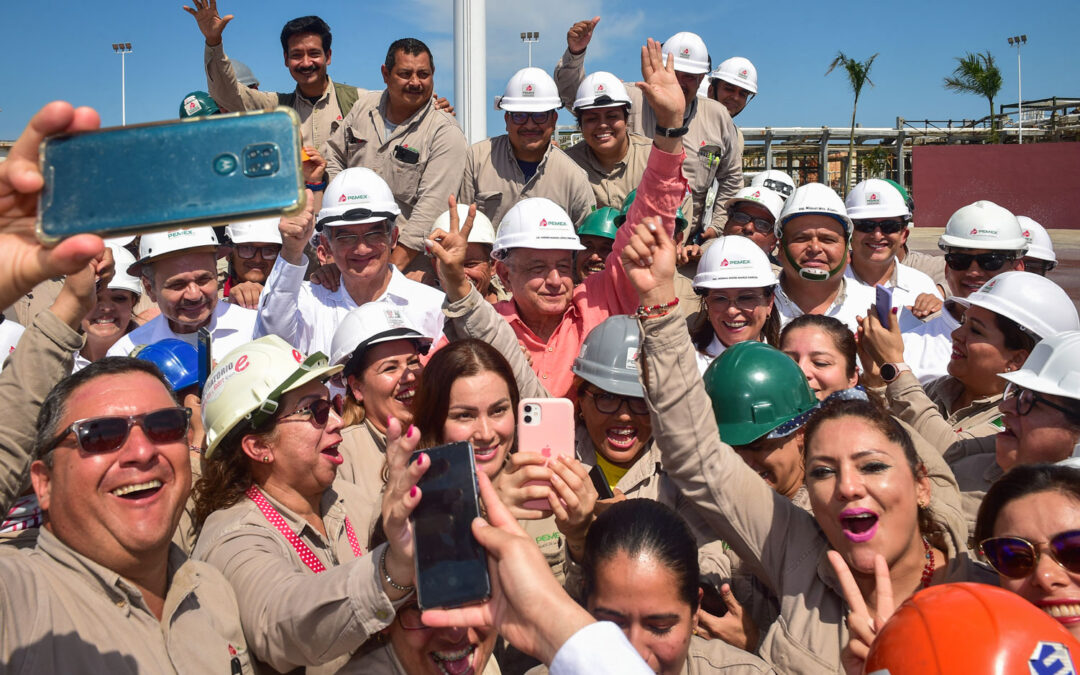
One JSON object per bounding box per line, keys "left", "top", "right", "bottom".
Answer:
{"left": 36, "top": 107, "right": 306, "bottom": 244}
{"left": 517, "top": 398, "right": 576, "bottom": 511}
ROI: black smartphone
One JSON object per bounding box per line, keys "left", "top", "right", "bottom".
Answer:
{"left": 410, "top": 441, "right": 491, "bottom": 610}
{"left": 699, "top": 579, "right": 729, "bottom": 617}
{"left": 197, "top": 327, "right": 212, "bottom": 394}
{"left": 588, "top": 464, "right": 615, "bottom": 500}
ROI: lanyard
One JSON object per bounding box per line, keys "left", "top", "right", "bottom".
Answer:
{"left": 245, "top": 485, "right": 363, "bottom": 574}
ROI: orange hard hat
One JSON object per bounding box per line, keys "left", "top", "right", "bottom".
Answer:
{"left": 865, "top": 583, "right": 1080, "bottom": 675}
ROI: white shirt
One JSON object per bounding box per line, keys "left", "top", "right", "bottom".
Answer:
{"left": 255, "top": 256, "right": 445, "bottom": 356}
{"left": 550, "top": 621, "right": 652, "bottom": 675}
{"left": 696, "top": 333, "right": 726, "bottom": 375}
{"left": 845, "top": 262, "right": 943, "bottom": 332}
{"left": 108, "top": 302, "right": 258, "bottom": 362}
{"left": 0, "top": 319, "right": 25, "bottom": 367}
{"left": 773, "top": 275, "right": 876, "bottom": 335}
{"left": 902, "top": 306, "right": 960, "bottom": 384}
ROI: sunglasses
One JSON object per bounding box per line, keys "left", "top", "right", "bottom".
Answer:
{"left": 944, "top": 252, "right": 1014, "bottom": 272}
{"left": 49, "top": 407, "right": 192, "bottom": 454}
{"left": 705, "top": 290, "right": 770, "bottom": 312}
{"left": 980, "top": 530, "right": 1080, "bottom": 579}
{"left": 729, "top": 210, "right": 774, "bottom": 235}
{"left": 1003, "top": 383, "right": 1080, "bottom": 419}
{"left": 760, "top": 178, "right": 793, "bottom": 197}
{"left": 587, "top": 390, "right": 649, "bottom": 416}
{"left": 852, "top": 219, "right": 907, "bottom": 235}
{"left": 509, "top": 111, "right": 552, "bottom": 125}
{"left": 235, "top": 244, "right": 281, "bottom": 260}
{"left": 278, "top": 397, "right": 343, "bottom": 426}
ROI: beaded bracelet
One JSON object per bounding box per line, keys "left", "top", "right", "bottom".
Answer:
{"left": 380, "top": 546, "right": 415, "bottom": 593}
{"left": 636, "top": 298, "right": 679, "bottom": 320}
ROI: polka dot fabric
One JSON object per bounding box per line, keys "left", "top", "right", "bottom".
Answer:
{"left": 245, "top": 485, "right": 364, "bottom": 574}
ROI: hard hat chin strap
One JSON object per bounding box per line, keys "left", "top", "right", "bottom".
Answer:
{"left": 782, "top": 241, "right": 849, "bottom": 282}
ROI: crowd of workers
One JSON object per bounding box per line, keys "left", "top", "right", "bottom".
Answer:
{"left": 0, "top": 2, "right": 1078, "bottom": 674}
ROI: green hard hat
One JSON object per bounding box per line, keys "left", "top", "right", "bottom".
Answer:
{"left": 703, "top": 341, "right": 818, "bottom": 447}
{"left": 577, "top": 207, "right": 620, "bottom": 240}
{"left": 180, "top": 91, "right": 220, "bottom": 118}
{"left": 613, "top": 189, "right": 688, "bottom": 233}
{"left": 883, "top": 179, "right": 914, "bottom": 215}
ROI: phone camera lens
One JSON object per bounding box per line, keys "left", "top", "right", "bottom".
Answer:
{"left": 523, "top": 416, "right": 532, "bottom": 424}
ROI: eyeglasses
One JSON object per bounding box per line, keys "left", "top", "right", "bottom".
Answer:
{"left": 235, "top": 244, "right": 281, "bottom": 260}
{"left": 1024, "top": 259, "right": 1057, "bottom": 275}
{"left": 705, "top": 290, "right": 770, "bottom": 312}
{"left": 944, "top": 252, "right": 1014, "bottom": 272}
{"left": 852, "top": 219, "right": 907, "bottom": 235}
{"left": 327, "top": 225, "right": 392, "bottom": 249}
{"left": 509, "top": 111, "right": 552, "bottom": 125}
{"left": 729, "top": 210, "right": 774, "bottom": 235}
{"left": 1003, "top": 383, "right": 1080, "bottom": 419}
{"left": 279, "top": 398, "right": 342, "bottom": 426}
{"left": 587, "top": 390, "right": 649, "bottom": 416}
{"left": 760, "top": 179, "right": 793, "bottom": 198}
{"left": 48, "top": 407, "right": 192, "bottom": 454}
{"left": 979, "top": 530, "right": 1080, "bottom": 579}
{"left": 397, "top": 605, "right": 429, "bottom": 630}
{"left": 317, "top": 209, "right": 396, "bottom": 230}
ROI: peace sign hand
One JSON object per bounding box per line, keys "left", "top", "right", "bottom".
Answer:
{"left": 427, "top": 194, "right": 476, "bottom": 302}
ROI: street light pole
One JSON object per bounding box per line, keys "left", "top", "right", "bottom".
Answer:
{"left": 112, "top": 42, "right": 133, "bottom": 126}
{"left": 1007, "top": 34, "right": 1026, "bottom": 144}
{"left": 520, "top": 32, "right": 539, "bottom": 67}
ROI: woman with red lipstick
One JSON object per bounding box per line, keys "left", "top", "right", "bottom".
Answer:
{"left": 622, "top": 218, "right": 992, "bottom": 674}
{"left": 976, "top": 464, "right": 1080, "bottom": 640}
{"left": 193, "top": 336, "right": 428, "bottom": 673}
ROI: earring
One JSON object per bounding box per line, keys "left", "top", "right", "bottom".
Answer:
{"left": 262, "top": 456, "right": 271, "bottom": 463}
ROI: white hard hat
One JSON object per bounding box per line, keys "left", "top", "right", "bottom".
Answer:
{"left": 0, "top": 319, "right": 25, "bottom": 367}
{"left": 724, "top": 186, "right": 784, "bottom": 223}
{"left": 693, "top": 235, "right": 777, "bottom": 290}
{"left": 432, "top": 204, "right": 496, "bottom": 246}
{"left": 938, "top": 200, "right": 1028, "bottom": 252}
{"left": 225, "top": 217, "right": 283, "bottom": 245}
{"left": 492, "top": 197, "right": 585, "bottom": 261}
{"left": 951, "top": 271, "right": 1079, "bottom": 342}
{"left": 776, "top": 183, "right": 851, "bottom": 240}
{"left": 1000, "top": 330, "right": 1080, "bottom": 401}
{"left": 845, "top": 178, "right": 911, "bottom": 221}
{"left": 106, "top": 245, "right": 143, "bottom": 296}
{"left": 129, "top": 226, "right": 222, "bottom": 276}
{"left": 201, "top": 335, "right": 342, "bottom": 459}
{"left": 573, "top": 72, "right": 632, "bottom": 112}
{"left": 104, "top": 235, "right": 136, "bottom": 248}
{"left": 318, "top": 167, "right": 401, "bottom": 230}
{"left": 661, "top": 32, "right": 710, "bottom": 75}
{"left": 750, "top": 170, "right": 796, "bottom": 200}
{"left": 1017, "top": 216, "right": 1057, "bottom": 264}
{"left": 330, "top": 302, "right": 432, "bottom": 377}
{"left": 709, "top": 56, "right": 758, "bottom": 95}
{"left": 497, "top": 67, "right": 562, "bottom": 112}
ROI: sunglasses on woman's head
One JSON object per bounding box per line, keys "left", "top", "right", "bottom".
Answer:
{"left": 979, "top": 530, "right": 1080, "bottom": 579}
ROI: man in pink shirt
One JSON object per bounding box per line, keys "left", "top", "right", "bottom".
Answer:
{"left": 429, "top": 39, "right": 688, "bottom": 397}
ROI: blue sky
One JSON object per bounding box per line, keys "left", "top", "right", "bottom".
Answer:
{"left": 2, "top": 0, "right": 1076, "bottom": 141}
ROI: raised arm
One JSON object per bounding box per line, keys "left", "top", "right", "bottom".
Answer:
{"left": 254, "top": 191, "right": 316, "bottom": 346}
{"left": 185, "top": 0, "right": 278, "bottom": 112}
{"left": 553, "top": 17, "right": 599, "bottom": 108}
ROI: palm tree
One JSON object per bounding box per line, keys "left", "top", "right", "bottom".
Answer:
{"left": 826, "top": 51, "right": 878, "bottom": 195}
{"left": 944, "top": 51, "right": 1003, "bottom": 143}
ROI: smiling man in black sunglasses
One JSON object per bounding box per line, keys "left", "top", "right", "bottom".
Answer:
{"left": 0, "top": 357, "right": 256, "bottom": 671}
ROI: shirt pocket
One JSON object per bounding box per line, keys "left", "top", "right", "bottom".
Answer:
{"left": 475, "top": 191, "right": 503, "bottom": 221}
{"left": 389, "top": 148, "right": 424, "bottom": 204}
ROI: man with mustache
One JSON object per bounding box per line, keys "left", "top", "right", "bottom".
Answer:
{"left": 108, "top": 227, "right": 258, "bottom": 362}
{"left": 555, "top": 18, "right": 742, "bottom": 240}
{"left": 325, "top": 39, "right": 468, "bottom": 274}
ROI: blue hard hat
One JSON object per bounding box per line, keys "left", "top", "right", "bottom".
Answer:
{"left": 131, "top": 339, "right": 199, "bottom": 392}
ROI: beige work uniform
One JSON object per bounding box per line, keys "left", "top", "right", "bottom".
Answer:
{"left": 527, "top": 634, "right": 773, "bottom": 674}
{"left": 337, "top": 418, "right": 390, "bottom": 538}
{"left": 459, "top": 135, "right": 596, "bottom": 230}
{"left": 204, "top": 43, "right": 362, "bottom": 149}
{"left": 903, "top": 249, "right": 949, "bottom": 296}
{"left": 0, "top": 528, "right": 254, "bottom": 673}
{"left": 639, "top": 309, "right": 995, "bottom": 675}
{"left": 555, "top": 48, "right": 743, "bottom": 235}
{"left": 885, "top": 371, "right": 1003, "bottom": 457}
{"left": 0, "top": 310, "right": 82, "bottom": 514}
{"left": 325, "top": 91, "right": 468, "bottom": 253}
{"left": 192, "top": 482, "right": 399, "bottom": 674}
{"left": 342, "top": 641, "right": 502, "bottom": 674}
{"left": 564, "top": 132, "right": 654, "bottom": 210}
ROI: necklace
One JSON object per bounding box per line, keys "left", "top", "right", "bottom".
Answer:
{"left": 920, "top": 537, "right": 936, "bottom": 588}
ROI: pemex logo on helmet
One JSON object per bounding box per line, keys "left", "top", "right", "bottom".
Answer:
{"left": 523, "top": 83, "right": 535, "bottom": 97}
{"left": 539, "top": 218, "right": 548, "bottom": 227}
{"left": 338, "top": 194, "right": 348, "bottom": 203}
{"left": 738, "top": 68, "right": 748, "bottom": 78}
{"left": 680, "top": 47, "right": 690, "bottom": 57}
{"left": 866, "top": 193, "right": 880, "bottom": 205}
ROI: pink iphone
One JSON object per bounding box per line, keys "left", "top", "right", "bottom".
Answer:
{"left": 517, "top": 398, "right": 576, "bottom": 511}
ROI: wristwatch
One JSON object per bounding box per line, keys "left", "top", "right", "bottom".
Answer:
{"left": 880, "top": 362, "right": 912, "bottom": 384}
{"left": 654, "top": 124, "right": 689, "bottom": 138}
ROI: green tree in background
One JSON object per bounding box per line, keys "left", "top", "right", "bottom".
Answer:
{"left": 944, "top": 51, "right": 1003, "bottom": 143}
{"left": 826, "top": 51, "right": 878, "bottom": 195}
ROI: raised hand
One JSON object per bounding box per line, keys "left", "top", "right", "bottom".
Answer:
{"left": 636, "top": 38, "right": 685, "bottom": 131}
{"left": 695, "top": 583, "right": 760, "bottom": 650}
{"left": 828, "top": 551, "right": 895, "bottom": 675}
{"left": 182, "top": 0, "right": 234, "bottom": 46}
{"left": 567, "top": 17, "right": 600, "bottom": 54}
{"left": 620, "top": 218, "right": 678, "bottom": 307}
{"left": 278, "top": 189, "right": 316, "bottom": 265}
{"left": 0, "top": 101, "right": 105, "bottom": 313}
{"left": 427, "top": 194, "right": 476, "bottom": 302}
{"left": 380, "top": 418, "right": 429, "bottom": 599}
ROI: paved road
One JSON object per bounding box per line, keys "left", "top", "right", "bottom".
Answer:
{"left": 908, "top": 227, "right": 1080, "bottom": 314}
